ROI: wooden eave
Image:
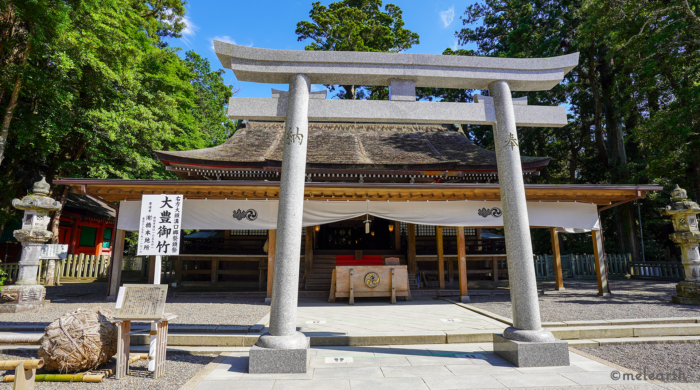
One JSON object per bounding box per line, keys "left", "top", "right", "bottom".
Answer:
{"left": 54, "top": 178, "right": 662, "bottom": 206}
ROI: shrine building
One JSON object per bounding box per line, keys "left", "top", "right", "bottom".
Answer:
{"left": 56, "top": 116, "right": 659, "bottom": 300}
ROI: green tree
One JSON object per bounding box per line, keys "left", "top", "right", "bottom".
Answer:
{"left": 295, "top": 0, "right": 419, "bottom": 99}
{"left": 0, "top": 0, "right": 235, "bottom": 239}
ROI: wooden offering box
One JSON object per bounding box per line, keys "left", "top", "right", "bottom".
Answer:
{"left": 328, "top": 265, "right": 412, "bottom": 304}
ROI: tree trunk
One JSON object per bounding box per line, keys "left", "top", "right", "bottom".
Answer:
{"left": 49, "top": 186, "right": 69, "bottom": 244}
{"left": 0, "top": 40, "right": 31, "bottom": 165}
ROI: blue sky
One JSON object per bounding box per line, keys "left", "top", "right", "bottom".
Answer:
{"left": 168, "top": 1, "right": 480, "bottom": 98}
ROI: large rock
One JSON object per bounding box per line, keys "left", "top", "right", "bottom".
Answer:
{"left": 39, "top": 307, "right": 118, "bottom": 372}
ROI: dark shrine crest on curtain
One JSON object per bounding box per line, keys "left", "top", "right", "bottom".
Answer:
{"left": 478, "top": 207, "right": 502, "bottom": 218}
{"left": 232, "top": 209, "right": 258, "bottom": 221}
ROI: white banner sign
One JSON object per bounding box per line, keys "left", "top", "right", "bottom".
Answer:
{"left": 120, "top": 199, "right": 599, "bottom": 233}
{"left": 137, "top": 195, "right": 183, "bottom": 256}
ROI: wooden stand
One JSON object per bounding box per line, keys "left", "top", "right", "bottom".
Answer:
{"left": 328, "top": 265, "right": 411, "bottom": 304}
{"left": 0, "top": 359, "right": 42, "bottom": 390}
{"left": 114, "top": 314, "right": 176, "bottom": 380}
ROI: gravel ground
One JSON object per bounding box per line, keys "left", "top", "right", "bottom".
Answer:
{"left": 0, "top": 283, "right": 269, "bottom": 327}
{"left": 468, "top": 280, "right": 700, "bottom": 322}
{"left": 577, "top": 343, "right": 700, "bottom": 383}
{"left": 0, "top": 351, "right": 216, "bottom": 390}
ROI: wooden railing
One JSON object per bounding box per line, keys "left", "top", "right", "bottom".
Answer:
{"left": 534, "top": 253, "right": 632, "bottom": 279}
{"left": 630, "top": 261, "right": 685, "bottom": 280}
{"left": 1, "top": 254, "right": 111, "bottom": 285}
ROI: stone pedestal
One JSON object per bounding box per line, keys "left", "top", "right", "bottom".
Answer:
{"left": 660, "top": 185, "right": 700, "bottom": 305}
{"left": 493, "top": 334, "right": 570, "bottom": 367}
{"left": 249, "top": 337, "right": 310, "bottom": 374}
{"left": 250, "top": 74, "right": 310, "bottom": 373}
{"left": 0, "top": 178, "right": 61, "bottom": 313}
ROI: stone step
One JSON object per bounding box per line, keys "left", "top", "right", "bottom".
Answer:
{"left": 4, "top": 322, "right": 700, "bottom": 349}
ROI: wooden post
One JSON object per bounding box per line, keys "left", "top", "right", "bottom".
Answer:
{"left": 457, "top": 227, "right": 469, "bottom": 302}
{"left": 148, "top": 255, "right": 156, "bottom": 283}
{"left": 390, "top": 268, "right": 396, "bottom": 304}
{"left": 96, "top": 224, "right": 105, "bottom": 257}
{"left": 550, "top": 227, "right": 565, "bottom": 291}
{"left": 174, "top": 257, "right": 182, "bottom": 284}
{"left": 394, "top": 221, "right": 401, "bottom": 251}
{"left": 305, "top": 226, "right": 314, "bottom": 274}
{"left": 210, "top": 258, "right": 218, "bottom": 284}
{"left": 348, "top": 269, "right": 354, "bottom": 305}
{"left": 492, "top": 256, "right": 499, "bottom": 282}
{"left": 69, "top": 221, "right": 80, "bottom": 255}
{"left": 436, "top": 226, "right": 445, "bottom": 289}
{"left": 407, "top": 223, "right": 416, "bottom": 274}
{"left": 266, "top": 229, "right": 276, "bottom": 302}
{"left": 328, "top": 269, "right": 337, "bottom": 303}
{"left": 592, "top": 228, "right": 610, "bottom": 296}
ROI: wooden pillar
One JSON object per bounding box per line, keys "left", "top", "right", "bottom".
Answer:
{"left": 550, "top": 227, "right": 565, "bottom": 291}
{"left": 148, "top": 255, "right": 156, "bottom": 284}
{"left": 436, "top": 226, "right": 445, "bottom": 289}
{"left": 492, "top": 256, "right": 499, "bottom": 281}
{"left": 592, "top": 228, "right": 610, "bottom": 296}
{"left": 305, "top": 226, "right": 314, "bottom": 274}
{"left": 69, "top": 220, "right": 80, "bottom": 254}
{"left": 457, "top": 227, "right": 468, "bottom": 302}
{"left": 407, "top": 223, "right": 416, "bottom": 274}
{"left": 266, "top": 229, "right": 276, "bottom": 301}
{"left": 108, "top": 229, "right": 126, "bottom": 298}
{"left": 211, "top": 258, "right": 219, "bottom": 283}
{"left": 394, "top": 221, "right": 401, "bottom": 251}
{"left": 96, "top": 223, "right": 105, "bottom": 256}
{"left": 174, "top": 257, "right": 182, "bottom": 284}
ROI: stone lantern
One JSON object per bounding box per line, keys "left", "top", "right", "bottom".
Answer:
{"left": 660, "top": 185, "right": 700, "bottom": 305}
{"left": 0, "top": 178, "right": 62, "bottom": 313}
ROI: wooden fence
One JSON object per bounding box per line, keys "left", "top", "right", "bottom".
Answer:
{"left": 630, "top": 261, "right": 685, "bottom": 280}
{"left": 0, "top": 254, "right": 110, "bottom": 284}
{"left": 534, "top": 253, "right": 632, "bottom": 279}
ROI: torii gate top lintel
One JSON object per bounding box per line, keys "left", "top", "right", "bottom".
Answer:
{"left": 214, "top": 40, "right": 579, "bottom": 92}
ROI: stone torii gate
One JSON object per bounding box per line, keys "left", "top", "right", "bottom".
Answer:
{"left": 214, "top": 41, "right": 579, "bottom": 371}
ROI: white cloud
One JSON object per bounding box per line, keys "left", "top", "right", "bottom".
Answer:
{"left": 211, "top": 35, "right": 236, "bottom": 52}
{"left": 451, "top": 39, "right": 459, "bottom": 51}
{"left": 439, "top": 6, "right": 455, "bottom": 28}
{"left": 180, "top": 15, "right": 199, "bottom": 47}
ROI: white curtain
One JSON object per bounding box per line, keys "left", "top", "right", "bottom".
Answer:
{"left": 118, "top": 199, "right": 599, "bottom": 232}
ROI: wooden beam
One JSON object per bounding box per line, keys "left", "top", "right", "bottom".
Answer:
{"left": 266, "top": 230, "right": 276, "bottom": 300}
{"left": 436, "top": 226, "right": 445, "bottom": 289}
{"left": 550, "top": 227, "right": 565, "bottom": 291}
{"left": 407, "top": 224, "right": 416, "bottom": 274}
{"left": 592, "top": 228, "right": 609, "bottom": 296}
{"left": 457, "top": 227, "right": 468, "bottom": 302}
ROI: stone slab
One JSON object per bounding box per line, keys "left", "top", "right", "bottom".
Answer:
{"left": 248, "top": 339, "right": 310, "bottom": 374}
{"left": 0, "top": 300, "right": 48, "bottom": 313}
{"left": 633, "top": 323, "right": 700, "bottom": 337}
{"left": 227, "top": 98, "right": 568, "bottom": 127}
{"left": 214, "top": 41, "right": 579, "bottom": 91}
{"left": 493, "top": 334, "right": 570, "bottom": 367}
{"left": 673, "top": 295, "right": 700, "bottom": 305}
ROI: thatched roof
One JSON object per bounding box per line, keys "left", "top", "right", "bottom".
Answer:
{"left": 155, "top": 121, "right": 549, "bottom": 171}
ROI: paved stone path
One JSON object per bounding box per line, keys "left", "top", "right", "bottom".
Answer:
{"left": 296, "top": 296, "right": 506, "bottom": 337}
{"left": 191, "top": 343, "right": 661, "bottom": 389}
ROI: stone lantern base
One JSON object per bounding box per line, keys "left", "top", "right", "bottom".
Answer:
{"left": 0, "top": 285, "right": 48, "bottom": 313}
{"left": 672, "top": 281, "right": 700, "bottom": 305}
